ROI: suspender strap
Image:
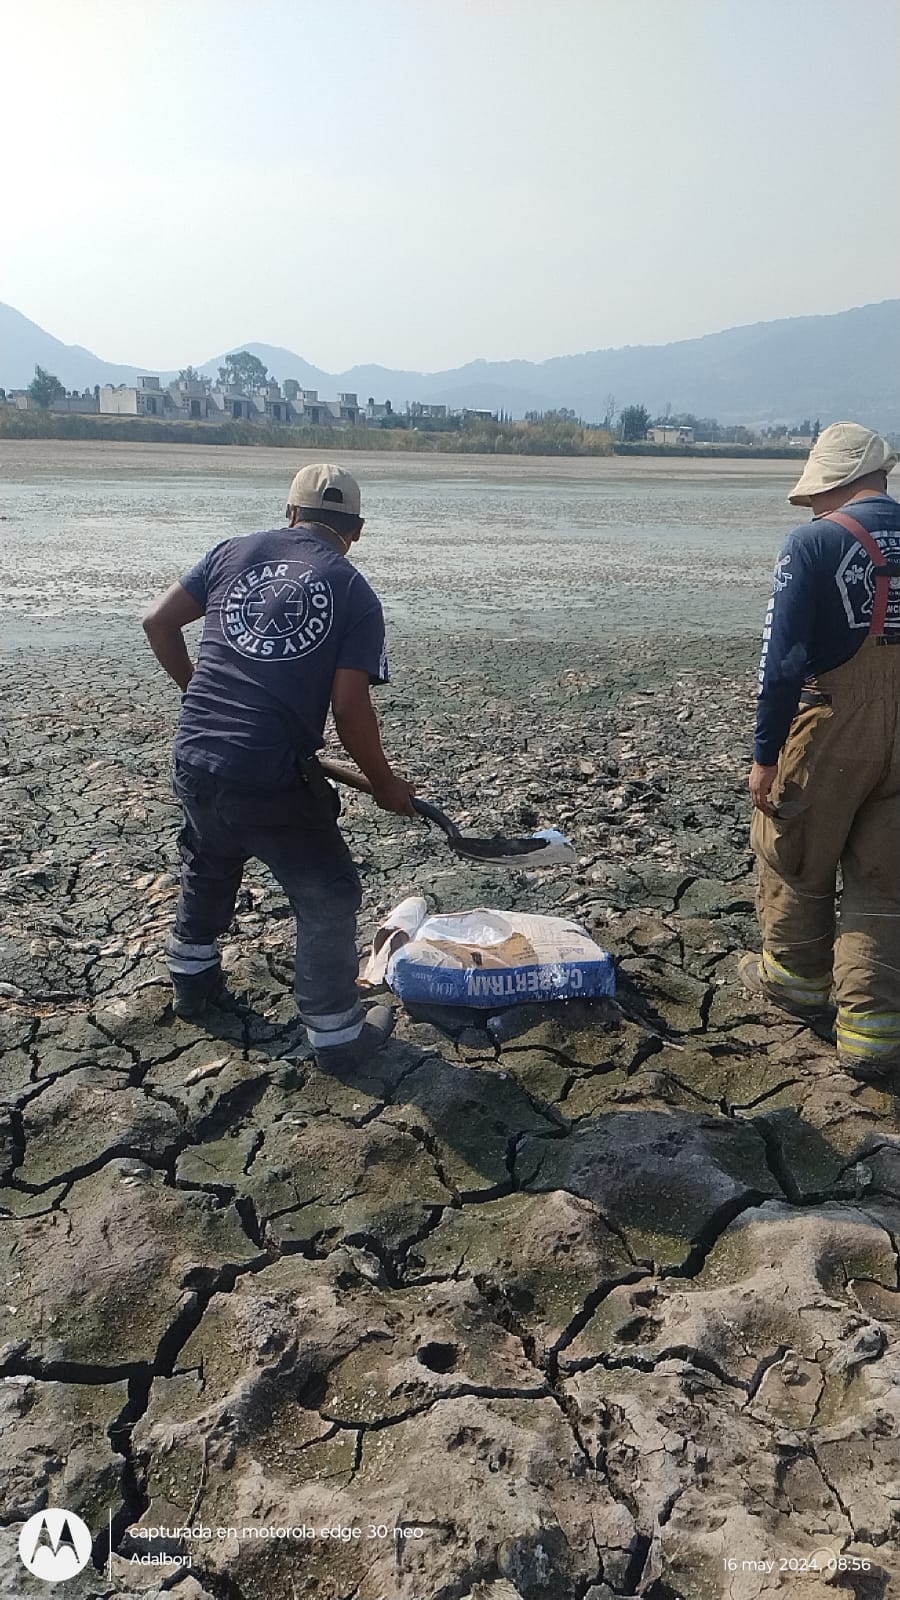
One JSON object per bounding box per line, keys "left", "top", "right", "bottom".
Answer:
{"left": 826, "top": 510, "right": 897, "bottom": 638}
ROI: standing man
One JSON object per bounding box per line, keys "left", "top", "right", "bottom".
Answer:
{"left": 143, "top": 463, "right": 415, "bottom": 1067}
{"left": 742, "top": 422, "right": 900, "bottom": 1079}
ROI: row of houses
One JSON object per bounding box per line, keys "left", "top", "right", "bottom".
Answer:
{"left": 0, "top": 382, "right": 821, "bottom": 446}
{"left": 3, "top": 374, "right": 376, "bottom": 426}
{"left": 645, "top": 424, "right": 815, "bottom": 446}
{"left": 2, "top": 373, "right": 503, "bottom": 429}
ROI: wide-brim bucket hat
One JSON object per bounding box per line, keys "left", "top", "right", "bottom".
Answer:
{"left": 788, "top": 421, "right": 898, "bottom": 505}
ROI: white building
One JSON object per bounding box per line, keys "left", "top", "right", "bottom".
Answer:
{"left": 99, "top": 376, "right": 168, "bottom": 416}
{"left": 646, "top": 425, "right": 694, "bottom": 445}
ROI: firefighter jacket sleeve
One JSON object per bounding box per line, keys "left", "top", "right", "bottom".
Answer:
{"left": 754, "top": 534, "right": 816, "bottom": 765}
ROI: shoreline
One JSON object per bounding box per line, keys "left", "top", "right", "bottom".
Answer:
{"left": 1, "top": 433, "right": 806, "bottom": 478}
{"left": 0, "top": 413, "right": 808, "bottom": 460}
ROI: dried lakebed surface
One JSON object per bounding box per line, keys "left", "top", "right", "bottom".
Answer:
{"left": 1, "top": 628, "right": 899, "bottom": 1600}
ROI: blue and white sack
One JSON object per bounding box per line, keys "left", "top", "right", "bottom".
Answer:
{"left": 362, "top": 898, "right": 615, "bottom": 1009}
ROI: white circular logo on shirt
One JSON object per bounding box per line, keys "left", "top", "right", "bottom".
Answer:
{"left": 222, "top": 562, "right": 334, "bottom": 661}
{"left": 18, "top": 1509, "right": 93, "bottom": 1581}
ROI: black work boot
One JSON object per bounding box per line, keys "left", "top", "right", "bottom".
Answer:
{"left": 314, "top": 1004, "right": 396, "bottom": 1071}
{"left": 170, "top": 964, "right": 228, "bottom": 1020}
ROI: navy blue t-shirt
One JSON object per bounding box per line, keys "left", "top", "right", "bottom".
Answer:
{"left": 755, "top": 492, "right": 900, "bottom": 763}
{"left": 173, "top": 524, "right": 388, "bottom": 787}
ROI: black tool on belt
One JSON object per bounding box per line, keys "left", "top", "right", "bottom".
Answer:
{"left": 798, "top": 689, "right": 832, "bottom": 708}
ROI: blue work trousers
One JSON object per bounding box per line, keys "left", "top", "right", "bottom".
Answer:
{"left": 167, "top": 759, "right": 364, "bottom": 1043}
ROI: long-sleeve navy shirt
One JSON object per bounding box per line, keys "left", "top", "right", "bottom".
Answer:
{"left": 755, "top": 492, "right": 900, "bottom": 764}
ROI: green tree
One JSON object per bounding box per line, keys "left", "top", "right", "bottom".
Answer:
{"left": 217, "top": 350, "right": 269, "bottom": 392}
{"left": 619, "top": 403, "right": 650, "bottom": 441}
{"left": 177, "top": 365, "right": 210, "bottom": 392}
{"left": 28, "top": 366, "right": 65, "bottom": 407}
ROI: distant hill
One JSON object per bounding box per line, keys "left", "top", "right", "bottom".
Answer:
{"left": 0, "top": 302, "right": 142, "bottom": 391}
{"left": 196, "top": 344, "right": 331, "bottom": 393}
{"left": 3, "top": 299, "right": 899, "bottom": 428}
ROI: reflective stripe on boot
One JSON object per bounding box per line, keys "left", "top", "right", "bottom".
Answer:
{"left": 165, "top": 935, "right": 221, "bottom": 975}
{"left": 836, "top": 1009, "right": 900, "bottom": 1064}
{"left": 761, "top": 950, "right": 832, "bottom": 1009}
{"left": 300, "top": 1001, "right": 367, "bottom": 1048}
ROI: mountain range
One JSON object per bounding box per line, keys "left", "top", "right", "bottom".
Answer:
{"left": 2, "top": 298, "right": 899, "bottom": 429}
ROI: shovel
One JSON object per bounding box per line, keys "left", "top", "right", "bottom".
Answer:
{"left": 317, "top": 756, "right": 575, "bottom": 868}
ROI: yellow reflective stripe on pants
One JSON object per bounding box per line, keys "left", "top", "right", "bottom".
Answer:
{"left": 761, "top": 949, "right": 831, "bottom": 1004}
{"left": 837, "top": 1010, "right": 900, "bottom": 1060}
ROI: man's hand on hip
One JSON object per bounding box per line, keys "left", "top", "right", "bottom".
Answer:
{"left": 749, "top": 761, "right": 779, "bottom": 815}
{"left": 142, "top": 581, "right": 204, "bottom": 692}
{"left": 371, "top": 771, "right": 418, "bottom": 817}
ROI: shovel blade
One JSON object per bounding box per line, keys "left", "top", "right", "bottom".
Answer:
{"left": 412, "top": 797, "right": 575, "bottom": 867}
{"left": 449, "top": 830, "right": 576, "bottom": 867}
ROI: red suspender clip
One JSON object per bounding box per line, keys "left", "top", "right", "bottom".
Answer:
{"left": 827, "top": 510, "right": 899, "bottom": 641}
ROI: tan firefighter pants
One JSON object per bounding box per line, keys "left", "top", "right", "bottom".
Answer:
{"left": 751, "top": 636, "right": 900, "bottom": 1064}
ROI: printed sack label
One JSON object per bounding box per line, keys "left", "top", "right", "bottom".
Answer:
{"left": 376, "top": 905, "right": 615, "bottom": 1009}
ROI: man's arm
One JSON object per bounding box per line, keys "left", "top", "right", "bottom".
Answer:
{"left": 749, "top": 537, "right": 815, "bottom": 814}
{"left": 142, "top": 583, "right": 205, "bottom": 692}
{"left": 331, "top": 667, "right": 416, "bottom": 816}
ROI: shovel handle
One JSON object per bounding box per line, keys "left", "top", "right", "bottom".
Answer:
{"left": 316, "top": 755, "right": 461, "bottom": 839}
{"left": 317, "top": 755, "right": 376, "bottom": 794}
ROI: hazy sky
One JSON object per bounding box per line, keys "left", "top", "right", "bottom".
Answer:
{"left": 3, "top": 0, "right": 898, "bottom": 373}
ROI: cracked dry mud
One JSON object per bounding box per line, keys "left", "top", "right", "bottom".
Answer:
{"left": 2, "top": 632, "right": 899, "bottom": 1600}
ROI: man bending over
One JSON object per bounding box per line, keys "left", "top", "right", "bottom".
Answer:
{"left": 143, "top": 462, "right": 415, "bottom": 1067}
